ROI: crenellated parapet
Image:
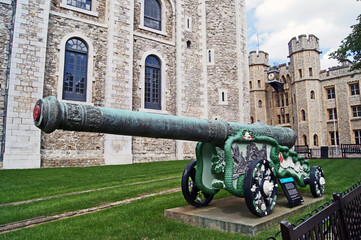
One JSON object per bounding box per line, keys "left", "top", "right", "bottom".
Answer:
{"left": 320, "top": 64, "right": 356, "bottom": 79}
{"left": 288, "top": 34, "right": 321, "bottom": 56}
{"left": 249, "top": 50, "right": 269, "bottom": 66}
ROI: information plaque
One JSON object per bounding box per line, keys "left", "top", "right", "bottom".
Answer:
{"left": 279, "top": 177, "right": 304, "bottom": 207}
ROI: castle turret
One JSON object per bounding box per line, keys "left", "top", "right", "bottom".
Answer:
{"left": 288, "top": 34, "right": 324, "bottom": 147}
{"left": 248, "top": 51, "right": 269, "bottom": 124}
{"left": 249, "top": 50, "right": 269, "bottom": 67}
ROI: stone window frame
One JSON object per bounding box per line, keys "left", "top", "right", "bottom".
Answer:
{"left": 325, "top": 86, "right": 336, "bottom": 99}
{"left": 60, "top": 0, "right": 99, "bottom": 17}
{"left": 328, "top": 108, "right": 337, "bottom": 120}
{"left": 302, "top": 135, "right": 307, "bottom": 145}
{"left": 57, "top": 33, "right": 94, "bottom": 105}
{"left": 218, "top": 89, "right": 228, "bottom": 105}
{"left": 354, "top": 130, "right": 361, "bottom": 144}
{"left": 351, "top": 105, "right": 361, "bottom": 118}
{"left": 144, "top": 55, "right": 162, "bottom": 110}
{"left": 300, "top": 109, "right": 306, "bottom": 122}
{"left": 348, "top": 81, "right": 360, "bottom": 96}
{"left": 309, "top": 67, "right": 313, "bottom": 77}
{"left": 139, "top": 50, "right": 168, "bottom": 114}
{"left": 185, "top": 16, "right": 192, "bottom": 31}
{"left": 139, "top": 0, "right": 174, "bottom": 36}
{"left": 286, "top": 114, "right": 290, "bottom": 123}
{"left": 313, "top": 134, "right": 319, "bottom": 146}
{"left": 329, "top": 131, "right": 339, "bottom": 146}
{"left": 207, "top": 49, "right": 215, "bottom": 65}
{"left": 310, "top": 90, "right": 315, "bottom": 99}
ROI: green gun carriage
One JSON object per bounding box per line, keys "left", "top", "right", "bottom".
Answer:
{"left": 33, "top": 96, "right": 326, "bottom": 217}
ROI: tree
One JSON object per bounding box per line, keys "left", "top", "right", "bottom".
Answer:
{"left": 330, "top": 14, "right": 361, "bottom": 73}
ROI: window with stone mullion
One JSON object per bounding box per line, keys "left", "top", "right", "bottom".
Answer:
{"left": 355, "top": 130, "right": 361, "bottom": 144}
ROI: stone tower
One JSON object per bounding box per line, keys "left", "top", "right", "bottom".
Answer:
{"left": 248, "top": 50, "right": 269, "bottom": 124}
{"left": 288, "top": 34, "right": 324, "bottom": 147}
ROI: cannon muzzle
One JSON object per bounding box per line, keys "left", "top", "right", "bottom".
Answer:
{"left": 33, "top": 96, "right": 297, "bottom": 148}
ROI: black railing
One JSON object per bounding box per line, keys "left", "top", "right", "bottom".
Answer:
{"left": 266, "top": 180, "right": 361, "bottom": 240}
{"left": 296, "top": 145, "right": 361, "bottom": 159}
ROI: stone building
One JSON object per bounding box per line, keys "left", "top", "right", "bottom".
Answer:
{"left": 249, "top": 34, "right": 361, "bottom": 148}
{"left": 0, "top": 0, "right": 250, "bottom": 169}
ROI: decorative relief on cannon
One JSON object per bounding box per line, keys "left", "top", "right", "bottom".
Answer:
{"left": 232, "top": 142, "right": 267, "bottom": 180}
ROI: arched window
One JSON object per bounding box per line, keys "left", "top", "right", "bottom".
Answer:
{"left": 258, "top": 100, "right": 262, "bottom": 108}
{"left": 286, "top": 74, "right": 292, "bottom": 83}
{"left": 250, "top": 116, "right": 254, "bottom": 124}
{"left": 303, "top": 135, "right": 308, "bottom": 145}
{"left": 301, "top": 109, "right": 306, "bottom": 121}
{"left": 310, "top": 90, "right": 315, "bottom": 99}
{"left": 313, "top": 134, "right": 319, "bottom": 146}
{"left": 144, "top": 0, "right": 161, "bottom": 30}
{"left": 63, "top": 38, "right": 88, "bottom": 102}
{"left": 282, "top": 75, "right": 286, "bottom": 83}
{"left": 145, "top": 55, "right": 161, "bottom": 110}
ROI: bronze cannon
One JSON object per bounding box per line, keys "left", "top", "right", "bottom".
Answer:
{"left": 33, "top": 96, "right": 325, "bottom": 217}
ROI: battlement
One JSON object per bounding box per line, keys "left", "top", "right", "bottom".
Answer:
{"left": 249, "top": 50, "right": 269, "bottom": 66}
{"left": 320, "top": 62, "right": 355, "bottom": 79}
{"left": 288, "top": 34, "right": 321, "bottom": 56}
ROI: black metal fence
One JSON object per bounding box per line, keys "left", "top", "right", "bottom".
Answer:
{"left": 295, "top": 145, "right": 361, "bottom": 159}
{"left": 266, "top": 180, "right": 361, "bottom": 240}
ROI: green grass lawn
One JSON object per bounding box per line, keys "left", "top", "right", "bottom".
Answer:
{"left": 0, "top": 158, "right": 360, "bottom": 239}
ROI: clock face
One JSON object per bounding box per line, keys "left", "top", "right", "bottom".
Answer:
{"left": 268, "top": 73, "right": 275, "bottom": 80}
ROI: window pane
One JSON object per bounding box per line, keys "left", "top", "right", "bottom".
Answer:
{"left": 67, "top": 0, "right": 91, "bottom": 10}
{"left": 63, "top": 38, "right": 87, "bottom": 101}
{"left": 145, "top": 56, "right": 161, "bottom": 110}
{"left": 144, "top": 0, "right": 161, "bottom": 30}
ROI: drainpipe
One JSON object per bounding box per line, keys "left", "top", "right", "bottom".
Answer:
{"left": 0, "top": 0, "right": 17, "bottom": 162}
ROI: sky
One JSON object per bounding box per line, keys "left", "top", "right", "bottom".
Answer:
{"left": 246, "top": 0, "right": 361, "bottom": 70}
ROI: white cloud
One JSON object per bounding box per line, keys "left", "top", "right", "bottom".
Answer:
{"left": 246, "top": 0, "right": 360, "bottom": 69}
{"left": 320, "top": 49, "right": 339, "bottom": 70}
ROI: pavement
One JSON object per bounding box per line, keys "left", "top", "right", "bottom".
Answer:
{"left": 164, "top": 192, "right": 327, "bottom": 236}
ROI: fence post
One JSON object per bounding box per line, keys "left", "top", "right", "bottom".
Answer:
{"left": 280, "top": 221, "right": 293, "bottom": 240}
{"left": 333, "top": 193, "right": 350, "bottom": 240}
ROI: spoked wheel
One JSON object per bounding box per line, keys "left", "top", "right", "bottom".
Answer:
{"left": 181, "top": 160, "right": 214, "bottom": 207}
{"left": 244, "top": 159, "right": 278, "bottom": 217}
{"left": 309, "top": 166, "right": 325, "bottom": 197}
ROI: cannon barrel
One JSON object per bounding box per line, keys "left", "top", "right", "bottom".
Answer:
{"left": 33, "top": 96, "right": 297, "bottom": 148}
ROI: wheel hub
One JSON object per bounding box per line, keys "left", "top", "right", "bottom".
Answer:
{"left": 262, "top": 180, "right": 274, "bottom": 196}
{"left": 319, "top": 177, "right": 326, "bottom": 186}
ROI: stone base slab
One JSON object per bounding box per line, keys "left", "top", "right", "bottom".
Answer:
{"left": 164, "top": 193, "right": 326, "bottom": 236}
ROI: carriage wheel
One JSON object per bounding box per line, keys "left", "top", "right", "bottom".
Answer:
{"left": 181, "top": 160, "right": 214, "bottom": 207}
{"left": 244, "top": 159, "right": 278, "bottom": 217}
{"left": 309, "top": 166, "right": 325, "bottom": 197}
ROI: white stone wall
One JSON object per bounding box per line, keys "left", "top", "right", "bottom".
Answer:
{"left": 1, "top": 0, "right": 250, "bottom": 168}
{"left": 3, "top": 0, "right": 51, "bottom": 169}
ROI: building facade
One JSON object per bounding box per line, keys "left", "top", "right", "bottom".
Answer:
{"left": 249, "top": 34, "right": 361, "bottom": 148}
{"left": 0, "top": 0, "right": 250, "bottom": 169}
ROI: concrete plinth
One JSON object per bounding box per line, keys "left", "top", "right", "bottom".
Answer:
{"left": 164, "top": 193, "right": 326, "bottom": 236}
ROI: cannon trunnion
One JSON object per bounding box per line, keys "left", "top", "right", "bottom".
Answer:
{"left": 33, "top": 97, "right": 326, "bottom": 217}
